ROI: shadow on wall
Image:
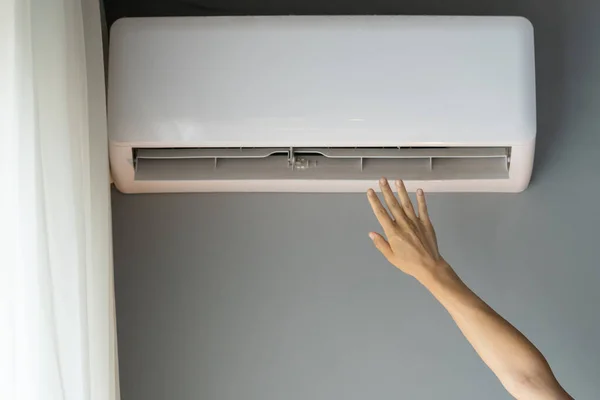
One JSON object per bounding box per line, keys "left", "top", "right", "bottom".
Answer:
{"left": 103, "top": 0, "right": 567, "bottom": 185}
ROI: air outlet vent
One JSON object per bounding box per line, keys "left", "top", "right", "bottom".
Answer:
{"left": 133, "top": 147, "right": 510, "bottom": 181}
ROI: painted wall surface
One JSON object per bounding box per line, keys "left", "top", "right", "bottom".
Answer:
{"left": 111, "top": 1, "right": 600, "bottom": 399}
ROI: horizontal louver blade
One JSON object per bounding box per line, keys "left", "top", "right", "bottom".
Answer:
{"left": 134, "top": 147, "right": 510, "bottom": 181}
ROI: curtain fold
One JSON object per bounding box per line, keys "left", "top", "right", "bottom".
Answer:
{"left": 1, "top": 0, "right": 119, "bottom": 399}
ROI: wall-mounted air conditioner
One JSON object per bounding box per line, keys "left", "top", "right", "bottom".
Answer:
{"left": 108, "top": 16, "right": 536, "bottom": 193}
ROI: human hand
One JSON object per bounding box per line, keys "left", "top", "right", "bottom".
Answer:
{"left": 367, "top": 178, "right": 449, "bottom": 282}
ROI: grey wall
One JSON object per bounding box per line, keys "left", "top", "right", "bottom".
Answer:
{"left": 111, "top": 1, "right": 600, "bottom": 399}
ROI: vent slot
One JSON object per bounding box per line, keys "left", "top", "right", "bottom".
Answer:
{"left": 133, "top": 147, "right": 510, "bottom": 181}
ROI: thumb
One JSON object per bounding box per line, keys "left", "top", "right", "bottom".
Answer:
{"left": 369, "top": 232, "right": 393, "bottom": 259}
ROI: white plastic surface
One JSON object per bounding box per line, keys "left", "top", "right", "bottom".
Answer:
{"left": 108, "top": 16, "right": 537, "bottom": 193}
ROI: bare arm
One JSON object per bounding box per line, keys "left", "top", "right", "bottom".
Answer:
{"left": 366, "top": 178, "right": 572, "bottom": 400}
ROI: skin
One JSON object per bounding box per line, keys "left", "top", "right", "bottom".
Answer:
{"left": 366, "top": 178, "right": 573, "bottom": 400}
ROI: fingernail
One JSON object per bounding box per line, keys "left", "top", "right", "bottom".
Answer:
{"left": 379, "top": 177, "right": 387, "bottom": 185}
{"left": 417, "top": 189, "right": 424, "bottom": 196}
{"left": 369, "top": 232, "right": 376, "bottom": 240}
{"left": 396, "top": 180, "right": 402, "bottom": 186}
{"left": 367, "top": 189, "right": 375, "bottom": 196}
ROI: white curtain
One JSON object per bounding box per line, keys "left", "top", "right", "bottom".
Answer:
{"left": 0, "top": 0, "right": 119, "bottom": 399}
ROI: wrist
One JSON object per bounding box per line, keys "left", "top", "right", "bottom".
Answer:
{"left": 417, "top": 260, "right": 460, "bottom": 290}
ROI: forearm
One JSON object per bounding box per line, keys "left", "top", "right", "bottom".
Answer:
{"left": 420, "top": 264, "right": 570, "bottom": 399}
{"left": 366, "top": 180, "right": 571, "bottom": 398}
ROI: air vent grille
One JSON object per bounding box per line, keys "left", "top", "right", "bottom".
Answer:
{"left": 133, "top": 147, "right": 510, "bottom": 181}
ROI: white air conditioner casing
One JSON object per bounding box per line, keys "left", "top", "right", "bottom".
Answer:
{"left": 108, "top": 16, "right": 536, "bottom": 193}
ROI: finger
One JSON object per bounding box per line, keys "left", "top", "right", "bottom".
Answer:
{"left": 395, "top": 180, "right": 417, "bottom": 222}
{"left": 416, "top": 188, "right": 430, "bottom": 223}
{"left": 367, "top": 189, "right": 395, "bottom": 235}
{"left": 378, "top": 178, "right": 409, "bottom": 226}
{"left": 369, "top": 232, "right": 393, "bottom": 260}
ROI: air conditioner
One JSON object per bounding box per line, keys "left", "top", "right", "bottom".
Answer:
{"left": 108, "top": 16, "right": 536, "bottom": 193}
